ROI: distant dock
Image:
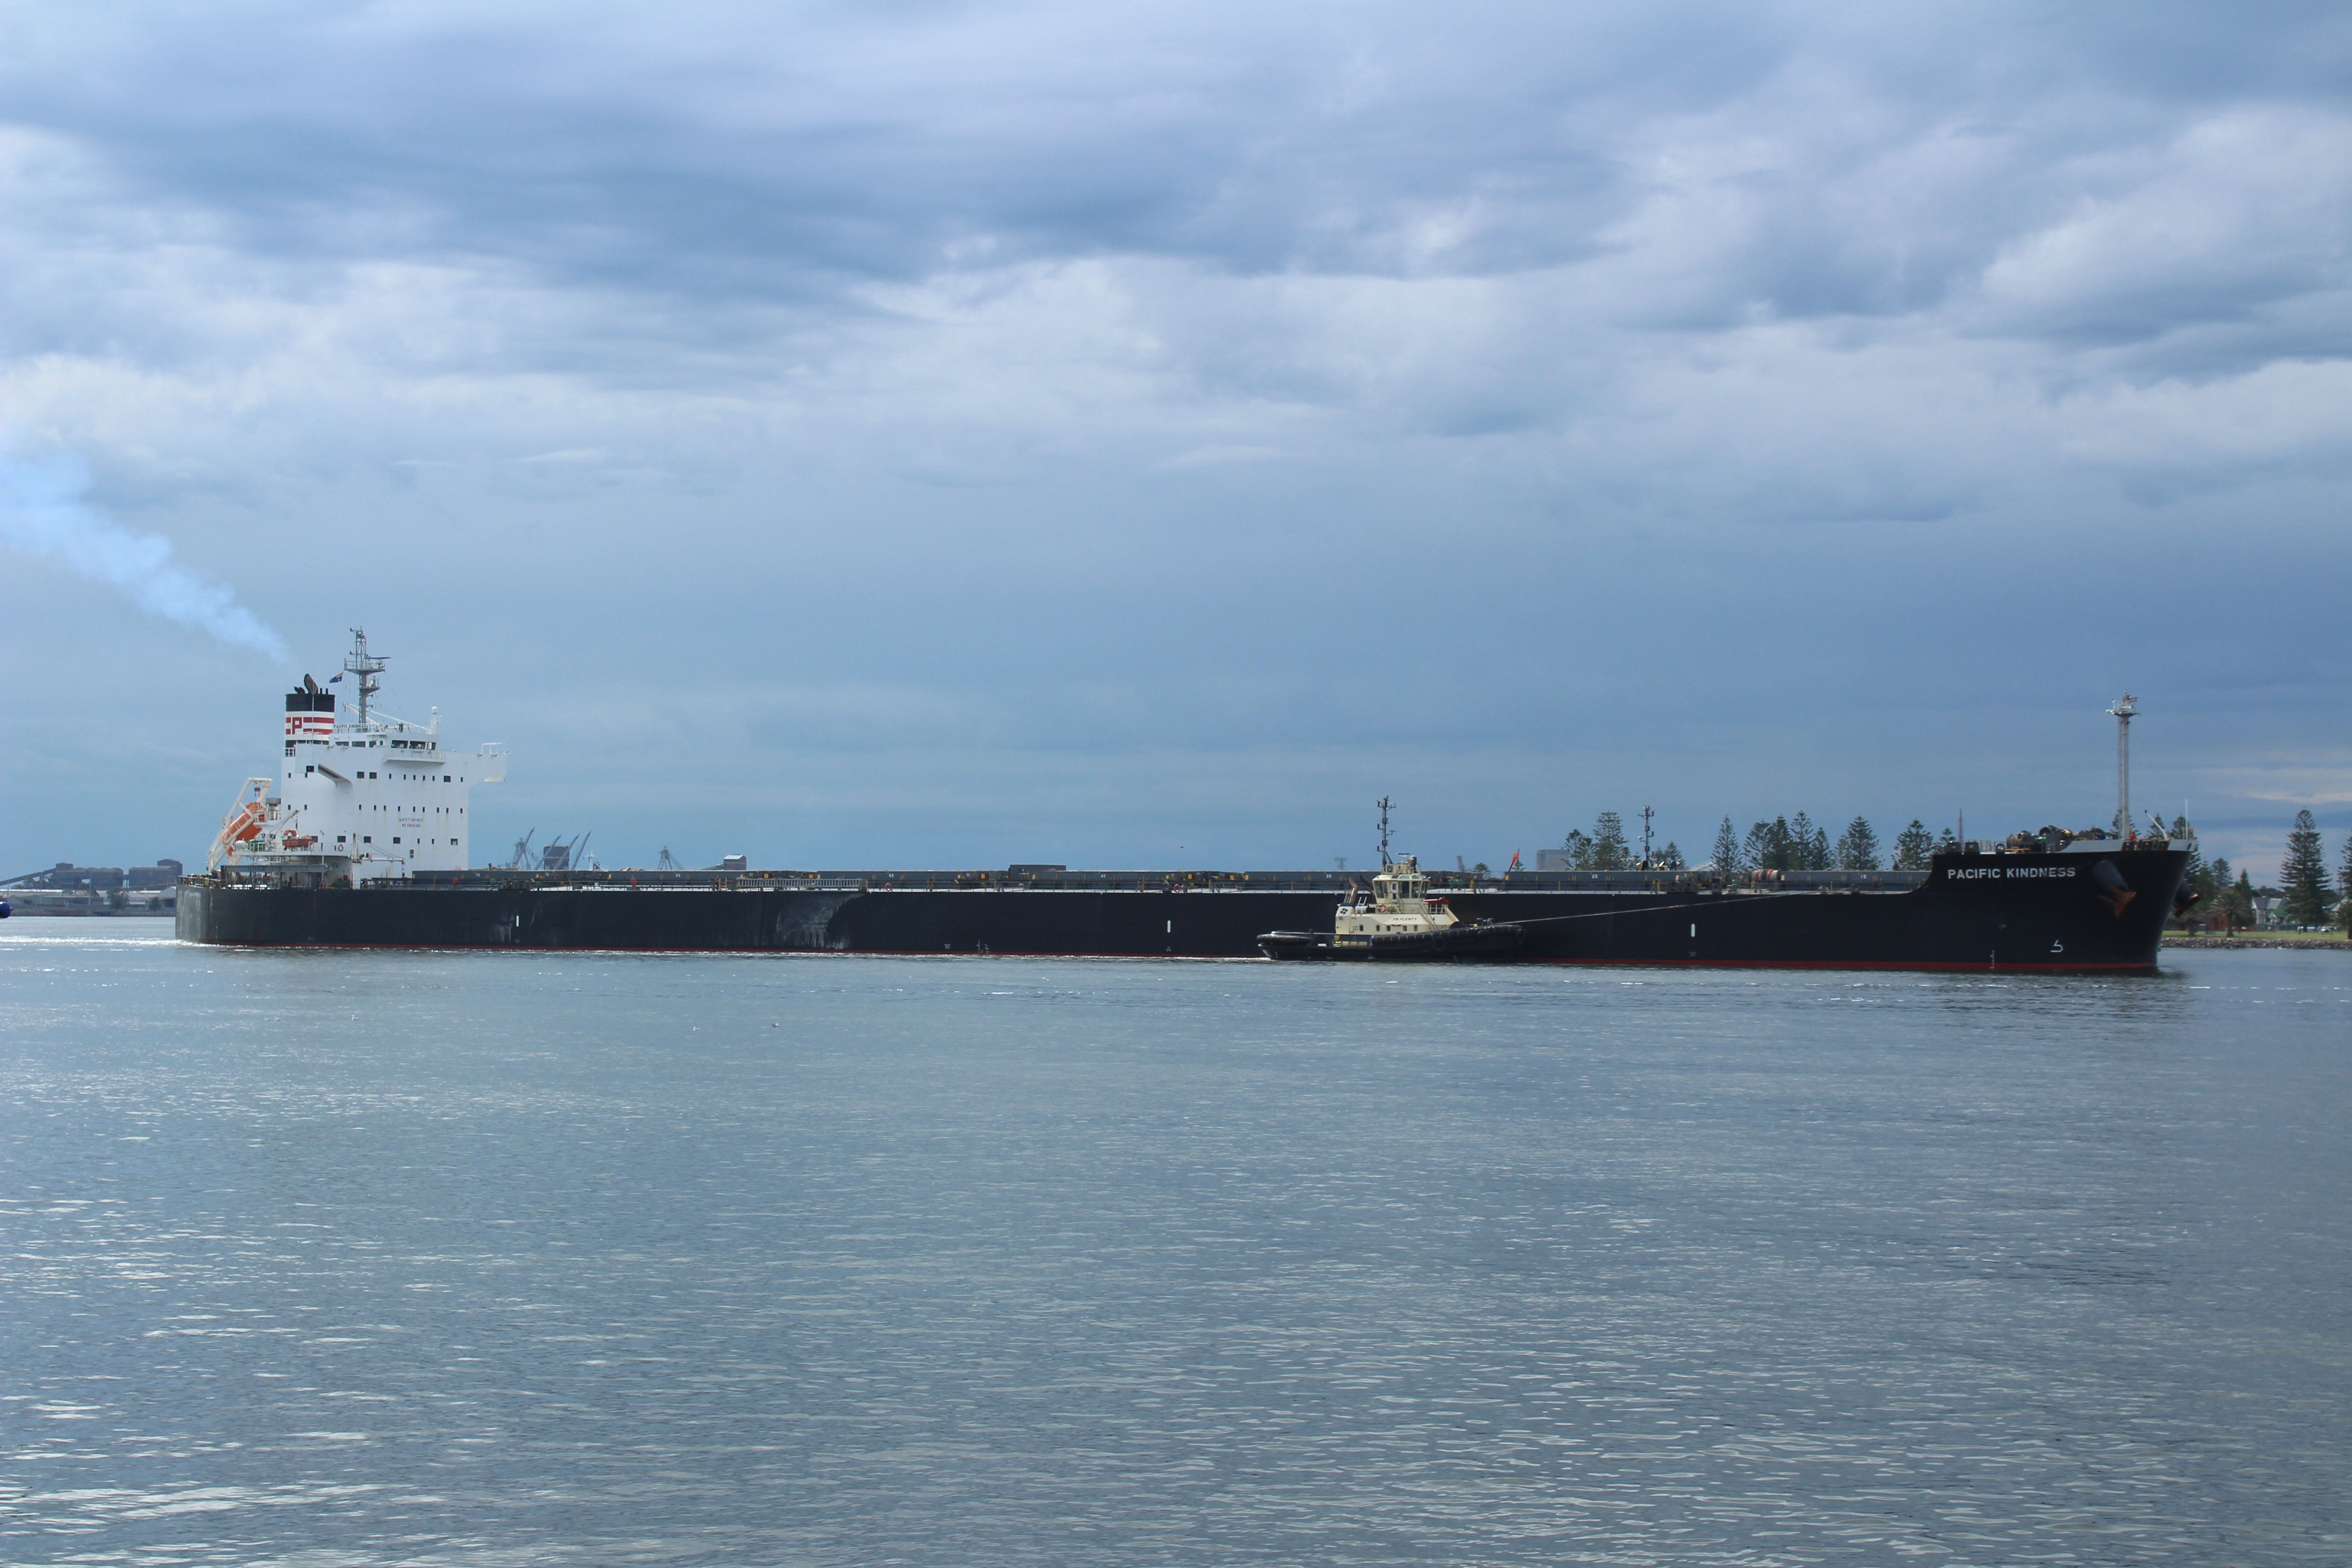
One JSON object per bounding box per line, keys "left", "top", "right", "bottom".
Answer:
{"left": 2, "top": 861, "right": 182, "bottom": 917}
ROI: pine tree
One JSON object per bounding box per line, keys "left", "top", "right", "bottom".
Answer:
{"left": 1834, "top": 816, "right": 1881, "bottom": 871}
{"left": 2338, "top": 833, "right": 2352, "bottom": 931}
{"left": 1711, "top": 817, "right": 1744, "bottom": 875}
{"left": 1789, "top": 812, "right": 1819, "bottom": 869}
{"left": 1561, "top": 828, "right": 1592, "bottom": 869}
{"left": 2231, "top": 868, "right": 2257, "bottom": 931}
{"left": 1807, "top": 825, "right": 1832, "bottom": 870}
{"left": 2200, "top": 855, "right": 2233, "bottom": 931}
{"left": 2281, "top": 809, "right": 2331, "bottom": 928}
{"left": 1589, "top": 811, "right": 1632, "bottom": 871}
{"left": 1891, "top": 820, "right": 1935, "bottom": 871}
{"left": 1745, "top": 817, "right": 1794, "bottom": 872}
{"left": 2182, "top": 851, "right": 2220, "bottom": 902}
{"left": 1935, "top": 825, "right": 1958, "bottom": 852}
{"left": 1658, "top": 841, "right": 1684, "bottom": 870}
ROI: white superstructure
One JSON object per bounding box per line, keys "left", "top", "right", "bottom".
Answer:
{"left": 1333, "top": 857, "right": 1461, "bottom": 940}
{"left": 208, "top": 629, "right": 505, "bottom": 885}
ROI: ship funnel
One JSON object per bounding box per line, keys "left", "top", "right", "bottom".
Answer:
{"left": 284, "top": 681, "right": 336, "bottom": 739}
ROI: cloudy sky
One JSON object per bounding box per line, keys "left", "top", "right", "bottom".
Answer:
{"left": 5, "top": 0, "right": 2347, "bottom": 876}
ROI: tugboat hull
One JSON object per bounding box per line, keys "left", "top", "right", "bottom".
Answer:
{"left": 1257, "top": 921, "right": 1527, "bottom": 961}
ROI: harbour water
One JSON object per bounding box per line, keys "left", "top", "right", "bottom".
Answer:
{"left": 5, "top": 926, "right": 2348, "bottom": 1565}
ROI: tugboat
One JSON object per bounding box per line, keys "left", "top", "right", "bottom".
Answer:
{"left": 1256, "top": 855, "right": 1525, "bottom": 961}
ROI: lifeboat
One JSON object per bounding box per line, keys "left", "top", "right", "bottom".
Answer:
{"left": 207, "top": 779, "right": 276, "bottom": 870}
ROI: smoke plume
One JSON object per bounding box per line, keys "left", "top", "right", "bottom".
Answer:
{"left": 0, "top": 451, "right": 288, "bottom": 658}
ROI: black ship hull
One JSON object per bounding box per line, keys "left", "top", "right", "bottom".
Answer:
{"left": 179, "top": 848, "right": 2188, "bottom": 972}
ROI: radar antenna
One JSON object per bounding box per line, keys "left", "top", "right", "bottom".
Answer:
{"left": 2107, "top": 693, "right": 2137, "bottom": 838}
{"left": 343, "top": 628, "right": 388, "bottom": 726}
{"left": 1376, "top": 796, "right": 1393, "bottom": 870}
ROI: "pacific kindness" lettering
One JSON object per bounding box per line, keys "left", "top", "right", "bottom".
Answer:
{"left": 1945, "top": 865, "right": 2080, "bottom": 881}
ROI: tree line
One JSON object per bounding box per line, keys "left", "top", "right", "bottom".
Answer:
{"left": 1552, "top": 811, "right": 1944, "bottom": 873}
{"left": 2181, "top": 808, "right": 2352, "bottom": 933}
{"left": 1707, "top": 814, "right": 1945, "bottom": 873}
{"left": 1551, "top": 807, "right": 2352, "bottom": 930}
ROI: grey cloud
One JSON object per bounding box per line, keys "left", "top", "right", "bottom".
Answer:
{"left": 10, "top": 0, "right": 2346, "bottom": 382}
{"left": 4, "top": 0, "right": 2348, "bottom": 872}
{"left": 0, "top": 11, "right": 1932, "bottom": 271}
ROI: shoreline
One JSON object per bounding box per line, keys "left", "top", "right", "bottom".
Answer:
{"left": 2163, "top": 935, "right": 2350, "bottom": 950}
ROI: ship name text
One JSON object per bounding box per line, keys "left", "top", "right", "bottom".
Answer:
{"left": 1945, "top": 865, "right": 2080, "bottom": 881}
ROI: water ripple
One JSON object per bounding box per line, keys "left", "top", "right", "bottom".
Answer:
{"left": 3, "top": 929, "right": 2347, "bottom": 1564}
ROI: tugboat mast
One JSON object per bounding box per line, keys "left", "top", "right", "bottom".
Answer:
{"left": 1376, "top": 796, "right": 1393, "bottom": 871}
{"left": 344, "top": 628, "right": 387, "bottom": 726}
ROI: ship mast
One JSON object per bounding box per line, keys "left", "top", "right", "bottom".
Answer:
{"left": 1376, "top": 796, "right": 1393, "bottom": 871}
{"left": 344, "top": 628, "right": 387, "bottom": 726}
{"left": 2107, "top": 692, "right": 2136, "bottom": 838}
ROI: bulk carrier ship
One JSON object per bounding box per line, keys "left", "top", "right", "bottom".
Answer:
{"left": 178, "top": 634, "right": 2193, "bottom": 971}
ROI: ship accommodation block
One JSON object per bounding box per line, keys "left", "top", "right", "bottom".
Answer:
{"left": 212, "top": 677, "right": 504, "bottom": 885}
